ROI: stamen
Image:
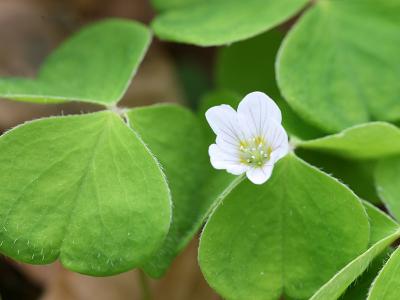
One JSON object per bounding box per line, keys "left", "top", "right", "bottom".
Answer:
{"left": 239, "top": 135, "right": 271, "bottom": 167}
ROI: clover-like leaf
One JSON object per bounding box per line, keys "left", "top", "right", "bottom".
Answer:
{"left": 368, "top": 246, "right": 400, "bottom": 300}
{"left": 0, "top": 111, "right": 171, "bottom": 276}
{"left": 215, "top": 30, "right": 325, "bottom": 140}
{"left": 362, "top": 201, "right": 399, "bottom": 245}
{"left": 297, "top": 150, "right": 380, "bottom": 204}
{"left": 216, "top": 30, "right": 283, "bottom": 99}
{"left": 151, "top": 0, "right": 309, "bottom": 46}
{"left": 0, "top": 19, "right": 151, "bottom": 105}
{"left": 340, "top": 248, "right": 393, "bottom": 300}
{"left": 311, "top": 202, "right": 399, "bottom": 300}
{"left": 310, "top": 232, "right": 400, "bottom": 300}
{"left": 150, "top": 0, "right": 197, "bottom": 11}
{"left": 342, "top": 200, "right": 398, "bottom": 300}
{"left": 126, "top": 104, "right": 215, "bottom": 278}
{"left": 375, "top": 156, "right": 400, "bottom": 221}
{"left": 297, "top": 122, "right": 400, "bottom": 160}
{"left": 277, "top": 0, "right": 400, "bottom": 132}
{"left": 199, "top": 154, "right": 369, "bottom": 300}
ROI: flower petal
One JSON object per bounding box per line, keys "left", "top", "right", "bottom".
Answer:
{"left": 246, "top": 165, "right": 274, "bottom": 185}
{"left": 237, "top": 91, "right": 282, "bottom": 137}
{"left": 209, "top": 144, "right": 248, "bottom": 175}
{"left": 209, "top": 144, "right": 239, "bottom": 169}
{"left": 205, "top": 104, "right": 245, "bottom": 146}
{"left": 271, "top": 146, "right": 289, "bottom": 163}
{"left": 226, "top": 164, "right": 249, "bottom": 176}
{"left": 264, "top": 119, "right": 289, "bottom": 161}
{"left": 215, "top": 135, "right": 238, "bottom": 155}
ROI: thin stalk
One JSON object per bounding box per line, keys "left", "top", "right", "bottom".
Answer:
{"left": 138, "top": 269, "right": 151, "bottom": 300}
{"left": 205, "top": 173, "right": 246, "bottom": 219}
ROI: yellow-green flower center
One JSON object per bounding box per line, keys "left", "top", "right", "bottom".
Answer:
{"left": 239, "top": 136, "right": 272, "bottom": 167}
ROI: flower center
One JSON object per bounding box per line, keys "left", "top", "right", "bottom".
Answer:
{"left": 239, "top": 136, "right": 272, "bottom": 167}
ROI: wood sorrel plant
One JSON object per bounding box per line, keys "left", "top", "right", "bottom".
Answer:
{"left": 0, "top": 0, "right": 400, "bottom": 299}
{"left": 0, "top": 20, "right": 213, "bottom": 278}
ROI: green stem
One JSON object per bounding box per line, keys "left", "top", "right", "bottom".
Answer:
{"left": 289, "top": 136, "right": 302, "bottom": 150}
{"left": 205, "top": 173, "right": 246, "bottom": 218}
{"left": 138, "top": 269, "right": 151, "bottom": 300}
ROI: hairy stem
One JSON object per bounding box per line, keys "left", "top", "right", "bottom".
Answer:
{"left": 205, "top": 173, "right": 246, "bottom": 218}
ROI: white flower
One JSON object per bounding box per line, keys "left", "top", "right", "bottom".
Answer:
{"left": 205, "top": 91, "right": 289, "bottom": 185}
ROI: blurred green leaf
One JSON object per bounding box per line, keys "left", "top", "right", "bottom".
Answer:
{"left": 199, "top": 154, "right": 369, "bottom": 300}
{"left": 363, "top": 201, "right": 398, "bottom": 245}
{"left": 340, "top": 201, "right": 397, "bottom": 300}
{"left": 177, "top": 60, "right": 211, "bottom": 109}
{"left": 314, "top": 201, "right": 398, "bottom": 300}
{"left": 368, "top": 246, "right": 400, "bottom": 300}
{"left": 216, "top": 30, "right": 283, "bottom": 98}
{"left": 297, "top": 150, "right": 380, "bottom": 204}
{"left": 152, "top": 0, "right": 308, "bottom": 46}
{"left": 127, "top": 104, "right": 216, "bottom": 278}
{"left": 0, "top": 19, "right": 151, "bottom": 105}
{"left": 277, "top": 0, "right": 400, "bottom": 132}
{"left": 310, "top": 232, "right": 400, "bottom": 300}
{"left": 375, "top": 156, "right": 400, "bottom": 221}
{"left": 340, "top": 249, "right": 392, "bottom": 300}
{"left": 0, "top": 111, "right": 171, "bottom": 276}
{"left": 279, "top": 100, "right": 324, "bottom": 141}
{"left": 150, "top": 0, "right": 197, "bottom": 11}
{"left": 297, "top": 122, "right": 400, "bottom": 160}
{"left": 215, "top": 30, "right": 323, "bottom": 140}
